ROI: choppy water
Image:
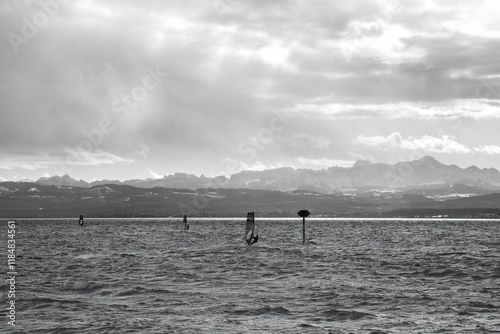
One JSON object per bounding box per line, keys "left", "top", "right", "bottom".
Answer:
{"left": 1, "top": 218, "right": 499, "bottom": 333}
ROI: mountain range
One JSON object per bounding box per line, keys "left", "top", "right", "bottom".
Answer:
{"left": 2, "top": 156, "right": 500, "bottom": 218}
{"left": 35, "top": 156, "right": 500, "bottom": 196}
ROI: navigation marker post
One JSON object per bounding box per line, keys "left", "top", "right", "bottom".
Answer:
{"left": 297, "top": 209, "right": 310, "bottom": 242}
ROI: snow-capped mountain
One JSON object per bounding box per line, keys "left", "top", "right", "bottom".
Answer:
{"left": 226, "top": 156, "right": 500, "bottom": 194}
{"left": 34, "top": 156, "right": 500, "bottom": 195}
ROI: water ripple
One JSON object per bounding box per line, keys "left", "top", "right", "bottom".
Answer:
{"left": 2, "top": 218, "right": 499, "bottom": 333}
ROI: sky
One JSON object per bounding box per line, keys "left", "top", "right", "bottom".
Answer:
{"left": 1, "top": 0, "right": 500, "bottom": 182}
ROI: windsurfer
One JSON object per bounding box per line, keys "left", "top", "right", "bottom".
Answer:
{"left": 250, "top": 234, "right": 259, "bottom": 244}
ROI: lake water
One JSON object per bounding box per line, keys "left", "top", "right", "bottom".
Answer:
{"left": 1, "top": 218, "right": 499, "bottom": 333}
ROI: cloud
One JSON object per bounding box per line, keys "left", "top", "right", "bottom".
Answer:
{"left": 0, "top": 149, "right": 134, "bottom": 170}
{"left": 1, "top": 0, "right": 500, "bottom": 180}
{"left": 475, "top": 145, "right": 500, "bottom": 155}
{"left": 61, "top": 148, "right": 135, "bottom": 166}
{"left": 289, "top": 99, "right": 500, "bottom": 120}
{"left": 352, "top": 132, "right": 500, "bottom": 155}
{"left": 148, "top": 170, "right": 163, "bottom": 179}
{"left": 280, "top": 133, "right": 332, "bottom": 149}
{"left": 295, "top": 157, "right": 354, "bottom": 168}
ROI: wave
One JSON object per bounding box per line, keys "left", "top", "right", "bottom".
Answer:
{"left": 232, "top": 306, "right": 293, "bottom": 316}
{"left": 113, "top": 285, "right": 150, "bottom": 297}
{"left": 65, "top": 281, "right": 107, "bottom": 294}
{"left": 416, "top": 268, "right": 467, "bottom": 278}
{"left": 466, "top": 301, "right": 499, "bottom": 310}
{"left": 21, "top": 296, "right": 85, "bottom": 310}
{"left": 75, "top": 253, "right": 99, "bottom": 259}
{"left": 11, "top": 218, "right": 500, "bottom": 333}
{"left": 321, "top": 308, "right": 374, "bottom": 321}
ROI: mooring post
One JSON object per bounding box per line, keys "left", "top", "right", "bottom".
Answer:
{"left": 302, "top": 216, "right": 305, "bottom": 242}
{"left": 297, "top": 209, "right": 310, "bottom": 243}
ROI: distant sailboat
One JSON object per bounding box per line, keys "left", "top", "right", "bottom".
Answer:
{"left": 183, "top": 215, "right": 189, "bottom": 230}
{"left": 245, "top": 212, "right": 258, "bottom": 245}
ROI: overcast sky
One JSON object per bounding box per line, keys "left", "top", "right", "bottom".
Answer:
{"left": 1, "top": 0, "right": 500, "bottom": 182}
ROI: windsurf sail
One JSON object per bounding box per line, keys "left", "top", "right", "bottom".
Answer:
{"left": 183, "top": 215, "right": 189, "bottom": 230}
{"left": 245, "top": 212, "right": 255, "bottom": 245}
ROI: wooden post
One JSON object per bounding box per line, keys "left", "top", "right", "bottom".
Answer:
{"left": 297, "top": 209, "right": 310, "bottom": 243}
